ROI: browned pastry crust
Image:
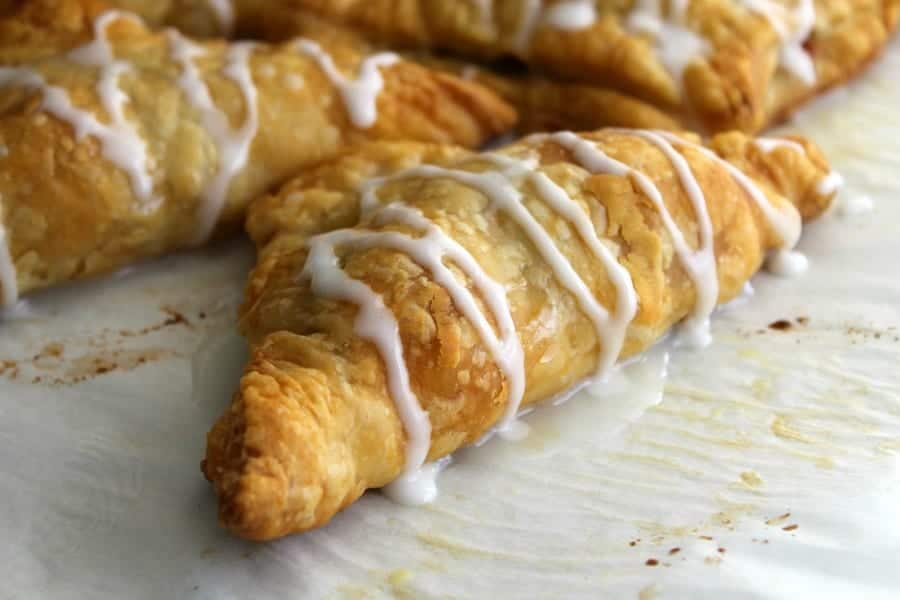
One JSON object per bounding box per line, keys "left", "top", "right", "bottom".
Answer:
{"left": 419, "top": 57, "right": 682, "bottom": 133}
{"left": 0, "top": 0, "right": 515, "bottom": 301}
{"left": 255, "top": 0, "right": 900, "bottom": 133}
{"left": 204, "top": 129, "right": 835, "bottom": 540}
{"left": 69, "top": 0, "right": 232, "bottom": 37}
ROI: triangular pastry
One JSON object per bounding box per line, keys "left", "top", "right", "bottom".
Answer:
{"left": 203, "top": 128, "right": 838, "bottom": 540}
{"left": 0, "top": 0, "right": 515, "bottom": 307}
{"left": 249, "top": 0, "right": 900, "bottom": 133}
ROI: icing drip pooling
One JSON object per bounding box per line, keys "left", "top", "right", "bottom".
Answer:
{"left": 301, "top": 130, "right": 811, "bottom": 503}
{"left": 294, "top": 39, "right": 398, "bottom": 129}
{"left": 67, "top": 11, "right": 160, "bottom": 212}
{"left": 168, "top": 32, "right": 259, "bottom": 244}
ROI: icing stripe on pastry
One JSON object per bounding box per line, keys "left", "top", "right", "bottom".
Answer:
{"left": 659, "top": 132, "right": 803, "bottom": 249}
{"left": 302, "top": 130, "right": 817, "bottom": 491}
{"left": 376, "top": 157, "right": 619, "bottom": 396}
{"left": 535, "top": 130, "right": 718, "bottom": 346}
{"left": 543, "top": 1, "right": 598, "bottom": 30}
{"left": 0, "top": 218, "right": 16, "bottom": 308}
{"left": 757, "top": 137, "right": 844, "bottom": 196}
{"left": 302, "top": 229, "right": 433, "bottom": 480}
{"left": 513, "top": 0, "right": 598, "bottom": 53}
{"left": 627, "top": 130, "right": 717, "bottom": 346}
{"left": 513, "top": 165, "right": 638, "bottom": 374}
{"left": 67, "top": 11, "right": 160, "bottom": 213}
{"left": 361, "top": 202, "right": 526, "bottom": 431}
{"left": 293, "top": 39, "right": 399, "bottom": 129}
{"left": 168, "top": 32, "right": 259, "bottom": 244}
{"left": 742, "top": 0, "right": 816, "bottom": 84}
{"left": 656, "top": 132, "right": 807, "bottom": 277}
{"left": 753, "top": 135, "right": 840, "bottom": 275}
{"left": 0, "top": 66, "right": 160, "bottom": 213}
{"left": 512, "top": 0, "right": 546, "bottom": 53}
{"left": 755, "top": 136, "right": 805, "bottom": 154}
{"left": 626, "top": 0, "right": 710, "bottom": 86}
{"left": 207, "top": 0, "right": 235, "bottom": 35}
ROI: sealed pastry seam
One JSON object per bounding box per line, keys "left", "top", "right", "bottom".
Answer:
{"left": 205, "top": 128, "right": 837, "bottom": 540}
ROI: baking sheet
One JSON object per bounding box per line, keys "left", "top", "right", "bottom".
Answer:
{"left": 2, "top": 39, "right": 900, "bottom": 600}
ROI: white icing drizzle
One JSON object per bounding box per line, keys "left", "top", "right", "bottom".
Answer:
{"left": 168, "top": 32, "right": 259, "bottom": 244}
{"left": 334, "top": 196, "right": 526, "bottom": 429}
{"left": 302, "top": 129, "right": 811, "bottom": 499}
{"left": 755, "top": 136, "right": 805, "bottom": 154}
{"left": 364, "top": 203, "right": 526, "bottom": 427}
{"left": 756, "top": 136, "right": 844, "bottom": 198}
{"left": 742, "top": 0, "right": 816, "bottom": 84}
{"left": 470, "top": 0, "right": 495, "bottom": 31}
{"left": 656, "top": 131, "right": 803, "bottom": 249}
{"left": 660, "top": 132, "right": 813, "bottom": 280}
{"left": 626, "top": 0, "right": 710, "bottom": 85}
{"left": 0, "top": 217, "right": 17, "bottom": 307}
{"left": 512, "top": 0, "right": 597, "bottom": 53}
{"left": 536, "top": 131, "right": 718, "bottom": 346}
{"left": 524, "top": 169, "right": 638, "bottom": 372}
{"left": 67, "top": 11, "right": 160, "bottom": 212}
{"left": 301, "top": 229, "right": 433, "bottom": 478}
{"left": 307, "top": 138, "right": 638, "bottom": 485}
{"left": 293, "top": 39, "right": 398, "bottom": 129}
{"left": 364, "top": 155, "right": 627, "bottom": 393}
{"left": 624, "top": 130, "right": 718, "bottom": 347}
{"left": 0, "top": 67, "right": 160, "bottom": 213}
{"left": 206, "top": 0, "right": 235, "bottom": 35}
{"left": 543, "top": 1, "right": 598, "bottom": 30}
{"left": 816, "top": 171, "right": 844, "bottom": 196}
{"left": 512, "top": 0, "right": 545, "bottom": 53}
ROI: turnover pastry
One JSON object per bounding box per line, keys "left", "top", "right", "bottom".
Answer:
{"left": 0, "top": 1, "right": 514, "bottom": 308}
{"left": 203, "top": 128, "right": 839, "bottom": 540}
{"left": 262, "top": 0, "right": 900, "bottom": 133}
